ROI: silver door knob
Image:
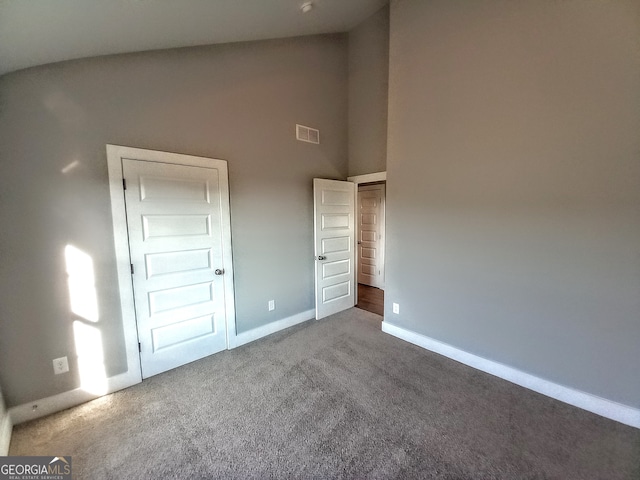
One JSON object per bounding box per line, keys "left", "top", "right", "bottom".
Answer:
{"left": 215, "top": 268, "right": 224, "bottom": 275}
{"left": 317, "top": 255, "right": 326, "bottom": 260}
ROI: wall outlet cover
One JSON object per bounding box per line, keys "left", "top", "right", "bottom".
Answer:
{"left": 392, "top": 303, "right": 400, "bottom": 314}
{"left": 53, "top": 356, "right": 69, "bottom": 374}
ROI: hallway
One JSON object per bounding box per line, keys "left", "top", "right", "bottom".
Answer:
{"left": 356, "top": 283, "right": 384, "bottom": 316}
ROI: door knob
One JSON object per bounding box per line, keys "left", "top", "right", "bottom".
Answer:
{"left": 215, "top": 268, "right": 224, "bottom": 275}
{"left": 316, "top": 255, "right": 326, "bottom": 260}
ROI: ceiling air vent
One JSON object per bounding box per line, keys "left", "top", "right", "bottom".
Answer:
{"left": 296, "top": 124, "right": 320, "bottom": 144}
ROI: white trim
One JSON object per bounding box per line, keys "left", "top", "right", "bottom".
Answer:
{"left": 106, "top": 144, "right": 238, "bottom": 360}
{"left": 106, "top": 146, "right": 144, "bottom": 388}
{"left": 10, "top": 309, "right": 314, "bottom": 424}
{"left": 347, "top": 171, "right": 386, "bottom": 184}
{"left": 235, "top": 310, "right": 315, "bottom": 348}
{"left": 8, "top": 368, "right": 139, "bottom": 425}
{"left": 0, "top": 411, "right": 11, "bottom": 455}
{"left": 382, "top": 321, "right": 640, "bottom": 429}
{"left": 10, "top": 389, "right": 103, "bottom": 425}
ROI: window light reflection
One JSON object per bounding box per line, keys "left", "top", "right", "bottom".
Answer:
{"left": 73, "top": 321, "right": 108, "bottom": 395}
{"left": 65, "top": 245, "right": 99, "bottom": 322}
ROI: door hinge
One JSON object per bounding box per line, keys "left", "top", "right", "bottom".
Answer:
{"left": 122, "top": 178, "right": 127, "bottom": 190}
{"left": 138, "top": 342, "right": 141, "bottom": 353}
{"left": 130, "top": 264, "right": 134, "bottom": 274}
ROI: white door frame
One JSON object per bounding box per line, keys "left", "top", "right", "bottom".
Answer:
{"left": 347, "top": 172, "right": 387, "bottom": 185}
{"left": 107, "top": 145, "right": 238, "bottom": 384}
{"left": 357, "top": 183, "right": 386, "bottom": 289}
{"left": 347, "top": 171, "right": 387, "bottom": 302}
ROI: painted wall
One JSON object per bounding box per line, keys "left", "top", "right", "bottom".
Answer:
{"left": 385, "top": 0, "right": 640, "bottom": 408}
{"left": 348, "top": 5, "right": 389, "bottom": 176}
{"left": 0, "top": 35, "right": 348, "bottom": 407}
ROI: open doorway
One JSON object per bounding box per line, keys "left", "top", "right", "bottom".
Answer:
{"left": 357, "top": 283, "right": 384, "bottom": 316}
{"left": 348, "top": 172, "right": 386, "bottom": 317}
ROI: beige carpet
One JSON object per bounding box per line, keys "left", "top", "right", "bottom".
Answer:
{"left": 10, "top": 308, "right": 640, "bottom": 479}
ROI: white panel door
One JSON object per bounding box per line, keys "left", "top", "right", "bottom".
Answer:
{"left": 123, "top": 158, "right": 229, "bottom": 378}
{"left": 357, "top": 184, "right": 385, "bottom": 289}
{"left": 314, "top": 179, "right": 355, "bottom": 319}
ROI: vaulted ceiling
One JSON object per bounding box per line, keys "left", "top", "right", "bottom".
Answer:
{"left": 0, "top": 0, "right": 388, "bottom": 76}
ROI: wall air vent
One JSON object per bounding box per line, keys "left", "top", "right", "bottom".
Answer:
{"left": 296, "top": 124, "right": 320, "bottom": 144}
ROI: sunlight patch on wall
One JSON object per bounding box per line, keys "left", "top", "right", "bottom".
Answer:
{"left": 73, "top": 321, "right": 108, "bottom": 395}
{"left": 65, "top": 245, "right": 99, "bottom": 322}
{"left": 66, "top": 244, "right": 107, "bottom": 395}
{"left": 61, "top": 160, "right": 80, "bottom": 174}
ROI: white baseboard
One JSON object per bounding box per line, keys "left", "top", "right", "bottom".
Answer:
{"left": 8, "top": 311, "right": 315, "bottom": 426}
{"left": 0, "top": 412, "right": 11, "bottom": 455}
{"left": 235, "top": 309, "right": 315, "bottom": 348}
{"left": 9, "top": 369, "right": 140, "bottom": 426}
{"left": 10, "top": 388, "right": 103, "bottom": 426}
{"left": 382, "top": 321, "right": 640, "bottom": 429}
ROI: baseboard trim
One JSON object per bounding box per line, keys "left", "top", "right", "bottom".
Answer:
{"left": 381, "top": 321, "right": 640, "bottom": 429}
{"left": 0, "top": 412, "right": 11, "bottom": 455}
{"left": 9, "top": 369, "right": 140, "bottom": 426}
{"left": 10, "top": 388, "right": 103, "bottom": 426}
{"left": 8, "top": 310, "right": 316, "bottom": 425}
{"left": 8, "top": 311, "right": 316, "bottom": 426}
{"left": 235, "top": 309, "right": 315, "bottom": 348}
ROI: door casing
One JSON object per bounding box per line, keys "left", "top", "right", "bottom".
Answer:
{"left": 107, "top": 145, "right": 237, "bottom": 383}
{"left": 357, "top": 183, "right": 386, "bottom": 289}
{"left": 347, "top": 172, "right": 387, "bottom": 303}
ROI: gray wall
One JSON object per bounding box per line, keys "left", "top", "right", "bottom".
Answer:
{"left": 348, "top": 5, "right": 389, "bottom": 176}
{"left": 0, "top": 35, "right": 348, "bottom": 407}
{"left": 385, "top": 0, "right": 640, "bottom": 408}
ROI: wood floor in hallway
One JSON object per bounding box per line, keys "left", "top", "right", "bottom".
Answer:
{"left": 356, "top": 283, "right": 384, "bottom": 316}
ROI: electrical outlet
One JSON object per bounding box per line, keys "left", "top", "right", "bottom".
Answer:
{"left": 268, "top": 300, "right": 275, "bottom": 311}
{"left": 392, "top": 303, "right": 400, "bottom": 314}
{"left": 53, "top": 356, "right": 69, "bottom": 374}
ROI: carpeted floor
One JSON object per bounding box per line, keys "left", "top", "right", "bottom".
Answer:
{"left": 9, "top": 308, "right": 640, "bottom": 479}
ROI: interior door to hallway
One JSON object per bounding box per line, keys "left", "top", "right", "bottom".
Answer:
{"left": 357, "top": 183, "right": 385, "bottom": 289}
{"left": 313, "top": 178, "right": 356, "bottom": 320}
{"left": 122, "top": 154, "right": 233, "bottom": 378}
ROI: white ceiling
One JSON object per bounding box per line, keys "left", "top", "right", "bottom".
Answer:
{"left": 0, "top": 0, "right": 388, "bottom": 76}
